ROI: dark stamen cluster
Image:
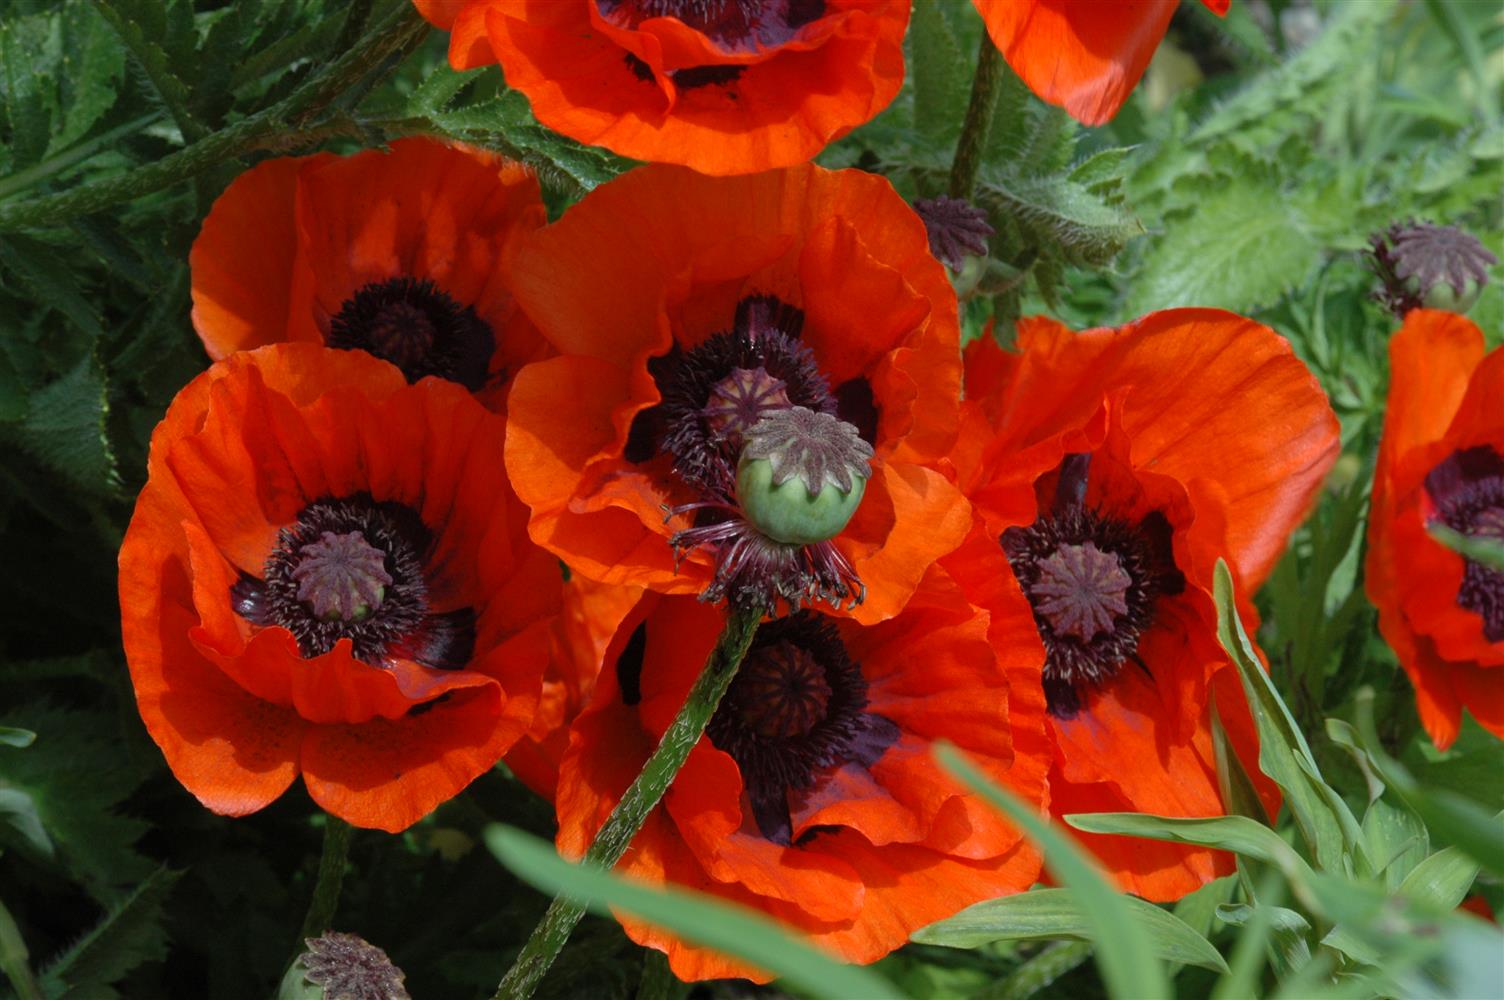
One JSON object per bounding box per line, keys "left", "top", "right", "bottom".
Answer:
{"left": 639, "top": 294, "right": 835, "bottom": 494}
{"left": 328, "top": 276, "right": 494, "bottom": 390}
{"left": 1426, "top": 446, "right": 1504, "bottom": 641}
{"left": 231, "top": 494, "right": 476, "bottom": 671}
{"left": 602, "top": 0, "right": 825, "bottom": 50}
{"left": 1002, "top": 455, "right": 1183, "bottom": 717}
{"left": 707, "top": 613, "right": 898, "bottom": 843}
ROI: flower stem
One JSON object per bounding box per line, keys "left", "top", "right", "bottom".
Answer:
{"left": 0, "top": 895, "right": 42, "bottom": 1000}
{"left": 298, "top": 814, "right": 354, "bottom": 944}
{"left": 0, "top": 5, "right": 429, "bottom": 232}
{"left": 948, "top": 35, "right": 1004, "bottom": 200}
{"left": 491, "top": 605, "right": 764, "bottom": 1000}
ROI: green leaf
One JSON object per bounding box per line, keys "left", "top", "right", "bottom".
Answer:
{"left": 0, "top": 788, "right": 54, "bottom": 860}
{"left": 483, "top": 825, "right": 907, "bottom": 1000}
{"left": 1360, "top": 798, "right": 1428, "bottom": 889}
{"left": 0, "top": 726, "right": 35, "bottom": 748}
{"left": 1212, "top": 560, "right": 1364, "bottom": 873}
{"left": 1398, "top": 846, "right": 1480, "bottom": 913}
{"left": 52, "top": 2, "right": 126, "bottom": 150}
{"left": 1064, "top": 814, "right": 1316, "bottom": 892}
{"left": 1127, "top": 180, "right": 1320, "bottom": 315}
{"left": 0, "top": 233, "right": 102, "bottom": 338}
{"left": 94, "top": 0, "right": 204, "bottom": 141}
{"left": 40, "top": 868, "right": 182, "bottom": 998}
{"left": 1352, "top": 688, "right": 1504, "bottom": 877}
{"left": 934, "top": 744, "right": 1171, "bottom": 1000}
{"left": 979, "top": 171, "right": 1142, "bottom": 268}
{"left": 426, "top": 93, "right": 630, "bottom": 193}
{"left": 909, "top": 0, "right": 969, "bottom": 144}
{"left": 0, "top": 703, "right": 153, "bottom": 903}
{"left": 1428, "top": 524, "right": 1504, "bottom": 571}
{"left": 17, "top": 354, "right": 119, "bottom": 497}
{"left": 912, "top": 888, "right": 1228, "bottom": 974}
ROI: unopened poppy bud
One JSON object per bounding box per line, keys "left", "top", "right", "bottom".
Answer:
{"left": 736, "top": 407, "right": 872, "bottom": 545}
{"left": 1369, "top": 220, "right": 1496, "bottom": 318}
{"left": 277, "top": 932, "right": 410, "bottom": 1000}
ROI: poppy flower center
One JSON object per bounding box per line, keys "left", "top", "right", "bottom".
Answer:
{"left": 328, "top": 276, "right": 493, "bottom": 391}
{"left": 230, "top": 494, "right": 477, "bottom": 670}
{"left": 601, "top": 0, "right": 824, "bottom": 49}
{"left": 628, "top": 295, "right": 873, "bottom": 611}
{"left": 1425, "top": 446, "right": 1504, "bottom": 641}
{"left": 292, "top": 531, "right": 392, "bottom": 623}
{"left": 707, "top": 613, "right": 898, "bottom": 844}
{"left": 1002, "top": 454, "right": 1184, "bottom": 718}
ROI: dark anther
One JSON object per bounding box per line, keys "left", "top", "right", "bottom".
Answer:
{"left": 707, "top": 613, "right": 897, "bottom": 843}
{"left": 328, "top": 276, "right": 494, "bottom": 390}
{"left": 1426, "top": 446, "right": 1504, "bottom": 641}
{"left": 232, "top": 493, "right": 476, "bottom": 670}
{"left": 1003, "top": 455, "right": 1183, "bottom": 718}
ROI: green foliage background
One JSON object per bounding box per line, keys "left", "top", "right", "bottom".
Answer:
{"left": 0, "top": 0, "right": 1500, "bottom": 997}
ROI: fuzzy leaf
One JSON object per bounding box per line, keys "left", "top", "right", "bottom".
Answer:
{"left": 17, "top": 353, "right": 119, "bottom": 497}
{"left": 1127, "top": 182, "right": 1320, "bottom": 314}
{"left": 909, "top": 0, "right": 969, "bottom": 144}
{"left": 40, "top": 868, "right": 182, "bottom": 999}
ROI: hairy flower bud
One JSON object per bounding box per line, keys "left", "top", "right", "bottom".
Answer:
{"left": 1369, "top": 220, "right": 1496, "bottom": 318}
{"left": 277, "top": 932, "right": 410, "bottom": 1000}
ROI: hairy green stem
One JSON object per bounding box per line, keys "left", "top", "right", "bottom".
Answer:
{"left": 492, "top": 606, "right": 764, "bottom": 1000}
{"left": 0, "top": 5, "right": 429, "bottom": 232}
{"left": 948, "top": 36, "right": 1004, "bottom": 200}
{"left": 0, "top": 113, "right": 161, "bottom": 203}
{"left": 298, "top": 815, "right": 354, "bottom": 943}
{"left": 0, "top": 895, "right": 42, "bottom": 1000}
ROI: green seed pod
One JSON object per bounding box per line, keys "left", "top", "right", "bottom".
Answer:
{"left": 737, "top": 453, "right": 867, "bottom": 545}
{"left": 736, "top": 407, "right": 873, "bottom": 546}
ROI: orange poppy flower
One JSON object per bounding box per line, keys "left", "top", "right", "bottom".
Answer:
{"left": 413, "top": 0, "right": 909, "bottom": 175}
{"left": 118, "top": 345, "right": 562, "bottom": 832}
{"left": 972, "top": 0, "right": 1229, "bottom": 126}
{"left": 1366, "top": 310, "right": 1504, "bottom": 750}
{"left": 190, "top": 138, "right": 546, "bottom": 408}
{"left": 504, "top": 576, "right": 644, "bottom": 798}
{"left": 949, "top": 309, "right": 1339, "bottom": 900}
{"left": 504, "top": 162, "right": 971, "bottom": 622}
{"left": 554, "top": 567, "right": 1049, "bottom": 980}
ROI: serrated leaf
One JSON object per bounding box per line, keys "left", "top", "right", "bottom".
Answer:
{"left": 1212, "top": 560, "right": 1366, "bottom": 873}
{"left": 980, "top": 171, "right": 1142, "bottom": 268}
{"left": 425, "top": 93, "right": 630, "bottom": 192}
{"left": 406, "top": 63, "right": 482, "bottom": 115}
{"left": 40, "top": 868, "right": 182, "bottom": 998}
{"left": 909, "top": 0, "right": 969, "bottom": 144}
{"left": 1127, "top": 182, "right": 1319, "bottom": 314}
{"left": 0, "top": 11, "right": 58, "bottom": 169}
{"left": 0, "top": 702, "right": 152, "bottom": 902}
{"left": 52, "top": 2, "right": 125, "bottom": 150}
{"left": 94, "top": 0, "right": 203, "bottom": 141}
{"left": 0, "top": 234, "right": 103, "bottom": 338}
{"left": 18, "top": 354, "right": 119, "bottom": 496}
{"left": 912, "top": 888, "right": 1229, "bottom": 974}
